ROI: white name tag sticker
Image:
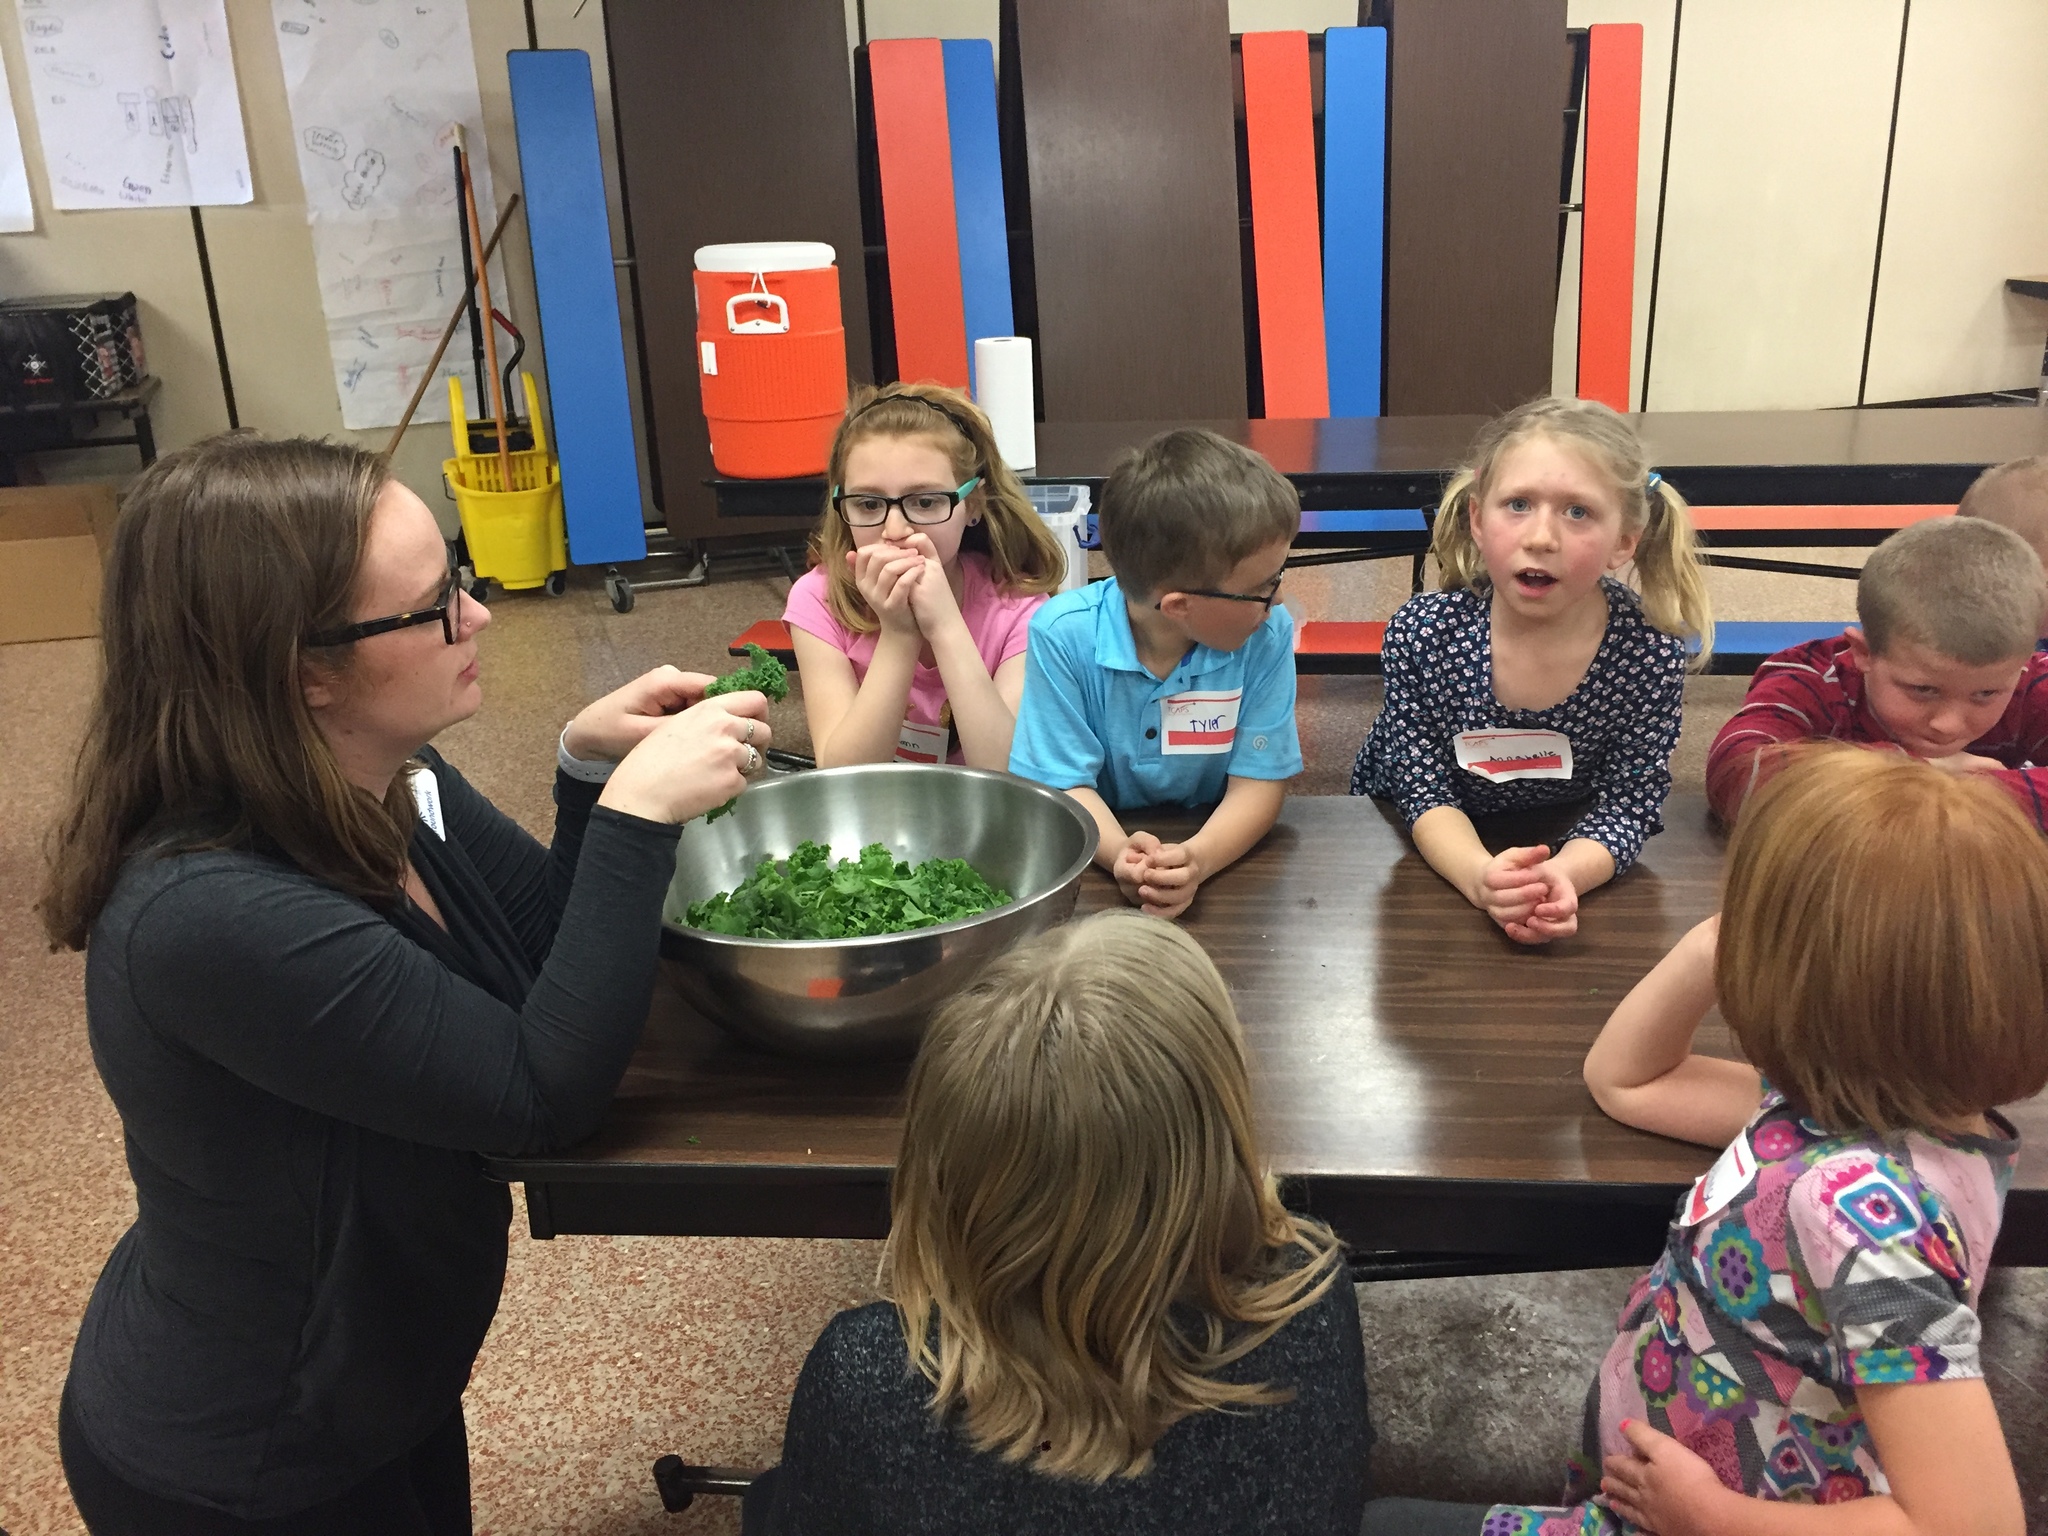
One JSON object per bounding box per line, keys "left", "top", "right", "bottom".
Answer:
{"left": 895, "top": 719, "right": 949, "bottom": 764}
{"left": 1680, "top": 1131, "right": 1757, "bottom": 1228}
{"left": 1454, "top": 728, "right": 1574, "bottom": 782}
{"left": 1161, "top": 689, "right": 1242, "bottom": 755}
{"left": 409, "top": 767, "right": 447, "bottom": 840}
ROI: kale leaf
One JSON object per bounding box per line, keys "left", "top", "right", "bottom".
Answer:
{"left": 704, "top": 643, "right": 789, "bottom": 703}
{"left": 701, "top": 643, "right": 790, "bottom": 823}
{"left": 683, "top": 840, "right": 1010, "bottom": 939}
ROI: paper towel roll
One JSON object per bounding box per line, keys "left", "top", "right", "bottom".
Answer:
{"left": 973, "top": 336, "right": 1036, "bottom": 472}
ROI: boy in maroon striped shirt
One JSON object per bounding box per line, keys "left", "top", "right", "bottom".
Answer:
{"left": 1705, "top": 516, "right": 2048, "bottom": 827}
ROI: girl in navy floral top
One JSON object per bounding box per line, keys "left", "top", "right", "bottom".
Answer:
{"left": 1352, "top": 398, "right": 1713, "bottom": 944}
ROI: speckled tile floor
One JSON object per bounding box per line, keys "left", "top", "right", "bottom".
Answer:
{"left": 4, "top": 544, "right": 2042, "bottom": 1535}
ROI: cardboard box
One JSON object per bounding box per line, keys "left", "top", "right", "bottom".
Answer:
{"left": 0, "top": 483, "right": 120, "bottom": 644}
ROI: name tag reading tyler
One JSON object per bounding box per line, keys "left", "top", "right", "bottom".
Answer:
{"left": 1160, "top": 690, "right": 1242, "bottom": 756}
{"left": 1453, "top": 728, "right": 1574, "bottom": 782}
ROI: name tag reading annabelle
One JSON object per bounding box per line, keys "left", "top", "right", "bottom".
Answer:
{"left": 1454, "top": 728, "right": 1574, "bottom": 782}
{"left": 1161, "top": 690, "right": 1242, "bottom": 755}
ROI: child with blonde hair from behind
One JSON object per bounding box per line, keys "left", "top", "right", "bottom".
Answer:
{"left": 1352, "top": 397, "right": 1712, "bottom": 944}
{"left": 747, "top": 912, "right": 1370, "bottom": 1535}
{"left": 784, "top": 382, "right": 1066, "bottom": 769}
{"left": 1422, "top": 745, "right": 2048, "bottom": 1536}
{"left": 1957, "top": 454, "right": 2048, "bottom": 583}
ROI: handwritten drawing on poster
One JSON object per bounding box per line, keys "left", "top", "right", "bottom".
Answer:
{"left": 273, "top": 0, "right": 507, "bottom": 430}
{"left": 20, "top": 0, "right": 252, "bottom": 210}
{"left": 0, "top": 50, "right": 36, "bottom": 231}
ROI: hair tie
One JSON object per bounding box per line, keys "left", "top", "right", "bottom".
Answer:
{"left": 1646, "top": 470, "right": 1663, "bottom": 492}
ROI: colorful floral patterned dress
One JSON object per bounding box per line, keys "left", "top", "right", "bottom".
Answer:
{"left": 1486, "top": 1090, "right": 2017, "bottom": 1536}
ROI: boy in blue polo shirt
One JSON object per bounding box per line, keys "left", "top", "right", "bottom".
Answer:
{"left": 1010, "top": 429, "right": 1301, "bottom": 919}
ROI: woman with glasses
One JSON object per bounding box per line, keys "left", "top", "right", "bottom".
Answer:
{"left": 39, "top": 434, "right": 772, "bottom": 1534}
{"left": 783, "top": 383, "right": 1066, "bottom": 769}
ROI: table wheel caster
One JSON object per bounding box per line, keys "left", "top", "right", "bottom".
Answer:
{"left": 652, "top": 1454, "right": 756, "bottom": 1513}
{"left": 605, "top": 567, "right": 635, "bottom": 613}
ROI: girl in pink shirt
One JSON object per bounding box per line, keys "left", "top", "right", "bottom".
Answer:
{"left": 784, "top": 384, "right": 1065, "bottom": 768}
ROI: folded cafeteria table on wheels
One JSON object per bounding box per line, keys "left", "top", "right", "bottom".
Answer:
{"left": 486, "top": 791, "right": 2048, "bottom": 1274}
{"left": 707, "top": 406, "right": 2048, "bottom": 534}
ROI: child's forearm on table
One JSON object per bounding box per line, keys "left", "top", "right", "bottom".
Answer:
{"left": 1065, "top": 786, "right": 1130, "bottom": 868}
{"left": 814, "top": 632, "right": 918, "bottom": 766}
{"left": 925, "top": 624, "right": 1014, "bottom": 770}
{"left": 1554, "top": 836, "right": 1617, "bottom": 895}
{"left": 1184, "top": 777, "right": 1285, "bottom": 878}
{"left": 1584, "top": 916, "right": 1760, "bottom": 1145}
{"left": 1410, "top": 805, "right": 1493, "bottom": 904}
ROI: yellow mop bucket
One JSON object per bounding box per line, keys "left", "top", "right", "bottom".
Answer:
{"left": 445, "top": 373, "right": 567, "bottom": 593}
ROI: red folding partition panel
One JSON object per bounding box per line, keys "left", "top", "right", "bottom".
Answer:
{"left": 1576, "top": 23, "right": 1642, "bottom": 411}
{"left": 869, "top": 39, "right": 971, "bottom": 389}
{"left": 1241, "top": 31, "right": 1329, "bottom": 418}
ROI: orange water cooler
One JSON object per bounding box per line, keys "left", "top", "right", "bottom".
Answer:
{"left": 693, "top": 241, "right": 848, "bottom": 478}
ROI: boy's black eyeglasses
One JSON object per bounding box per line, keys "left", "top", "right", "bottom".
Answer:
{"left": 1157, "top": 572, "right": 1286, "bottom": 612}
{"left": 306, "top": 563, "right": 466, "bottom": 648}
{"left": 831, "top": 477, "right": 982, "bottom": 527}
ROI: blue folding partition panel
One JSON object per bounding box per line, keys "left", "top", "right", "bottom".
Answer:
{"left": 941, "top": 38, "right": 1013, "bottom": 393}
{"left": 1321, "top": 26, "right": 1387, "bottom": 417}
{"left": 507, "top": 50, "right": 647, "bottom": 565}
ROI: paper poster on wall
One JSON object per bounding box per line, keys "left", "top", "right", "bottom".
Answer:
{"left": 0, "top": 52, "right": 37, "bottom": 231}
{"left": 273, "top": 0, "right": 507, "bottom": 430}
{"left": 19, "top": 0, "right": 251, "bottom": 210}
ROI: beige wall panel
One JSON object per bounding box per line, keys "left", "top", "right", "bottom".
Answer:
{"left": 1228, "top": 0, "right": 1359, "bottom": 29}
{"left": 0, "top": 2, "right": 230, "bottom": 483}
{"left": 1862, "top": 0, "right": 2048, "bottom": 403}
{"left": 1551, "top": 0, "right": 1677, "bottom": 408}
{"left": 866, "top": 0, "right": 999, "bottom": 45}
{"left": 1644, "top": 0, "right": 1899, "bottom": 411}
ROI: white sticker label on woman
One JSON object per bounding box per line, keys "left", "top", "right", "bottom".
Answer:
{"left": 1453, "top": 729, "right": 1574, "bottom": 781}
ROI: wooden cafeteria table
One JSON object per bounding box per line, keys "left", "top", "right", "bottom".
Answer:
{"left": 486, "top": 793, "right": 2048, "bottom": 1272}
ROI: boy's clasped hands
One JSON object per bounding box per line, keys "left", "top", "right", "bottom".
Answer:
{"left": 1111, "top": 831, "right": 1204, "bottom": 920}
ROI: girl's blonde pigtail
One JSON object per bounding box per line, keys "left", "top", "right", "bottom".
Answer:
{"left": 1429, "top": 469, "right": 1486, "bottom": 593}
{"left": 1633, "top": 478, "right": 1715, "bottom": 668}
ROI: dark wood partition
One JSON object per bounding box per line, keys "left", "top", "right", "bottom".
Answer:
{"left": 604, "top": 0, "right": 871, "bottom": 540}
{"left": 1377, "top": 0, "right": 1567, "bottom": 415}
{"left": 1008, "top": 0, "right": 1247, "bottom": 420}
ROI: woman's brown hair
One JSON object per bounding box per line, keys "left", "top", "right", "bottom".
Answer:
{"left": 40, "top": 433, "right": 415, "bottom": 950}
{"left": 882, "top": 911, "right": 1346, "bottom": 1482}
{"left": 811, "top": 381, "right": 1065, "bottom": 634}
{"left": 1717, "top": 744, "right": 2048, "bottom": 1135}
{"left": 1429, "top": 395, "right": 1715, "bottom": 666}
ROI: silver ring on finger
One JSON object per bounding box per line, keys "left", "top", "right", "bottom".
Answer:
{"left": 742, "top": 744, "right": 761, "bottom": 775}
{"left": 742, "top": 719, "right": 757, "bottom": 745}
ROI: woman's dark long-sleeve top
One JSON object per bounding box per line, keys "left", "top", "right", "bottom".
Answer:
{"left": 65, "top": 747, "right": 680, "bottom": 1518}
{"left": 761, "top": 1270, "right": 1372, "bottom": 1536}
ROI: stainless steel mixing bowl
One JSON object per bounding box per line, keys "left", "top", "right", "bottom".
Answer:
{"left": 658, "top": 764, "right": 1098, "bottom": 1058}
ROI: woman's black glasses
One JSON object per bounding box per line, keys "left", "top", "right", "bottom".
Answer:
{"left": 831, "top": 477, "right": 982, "bottom": 527}
{"left": 306, "top": 562, "right": 466, "bottom": 648}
